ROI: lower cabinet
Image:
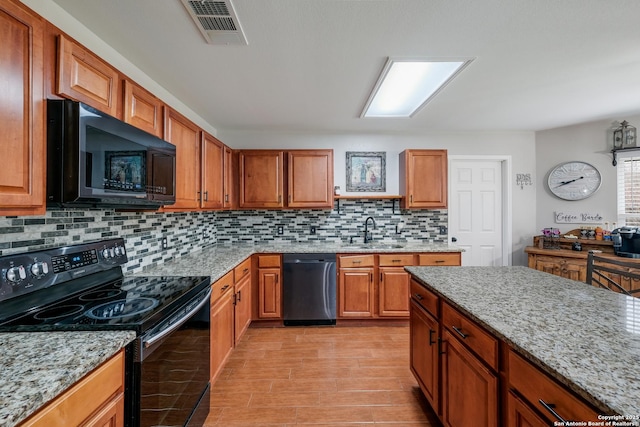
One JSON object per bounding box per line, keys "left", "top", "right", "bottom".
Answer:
{"left": 210, "top": 270, "right": 235, "bottom": 383}
{"left": 256, "top": 254, "right": 282, "bottom": 319}
{"left": 234, "top": 271, "right": 252, "bottom": 344}
{"left": 409, "top": 276, "right": 602, "bottom": 427}
{"left": 21, "top": 349, "right": 125, "bottom": 427}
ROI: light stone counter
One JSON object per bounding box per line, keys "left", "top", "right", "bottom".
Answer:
{"left": 405, "top": 266, "right": 640, "bottom": 417}
{"left": 133, "top": 241, "right": 462, "bottom": 282}
{"left": 0, "top": 330, "right": 136, "bottom": 427}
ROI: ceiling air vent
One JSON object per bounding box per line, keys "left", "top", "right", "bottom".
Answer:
{"left": 180, "top": 0, "right": 248, "bottom": 45}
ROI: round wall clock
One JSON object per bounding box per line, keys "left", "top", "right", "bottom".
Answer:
{"left": 547, "top": 161, "right": 602, "bottom": 200}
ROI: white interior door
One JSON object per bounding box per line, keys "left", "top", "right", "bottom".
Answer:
{"left": 449, "top": 158, "right": 505, "bottom": 266}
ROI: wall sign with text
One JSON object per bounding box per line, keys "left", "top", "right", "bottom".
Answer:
{"left": 555, "top": 211, "right": 603, "bottom": 224}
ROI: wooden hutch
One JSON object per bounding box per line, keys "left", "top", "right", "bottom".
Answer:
{"left": 525, "top": 229, "right": 640, "bottom": 295}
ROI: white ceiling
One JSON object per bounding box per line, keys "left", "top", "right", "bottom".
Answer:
{"left": 49, "top": 0, "right": 640, "bottom": 133}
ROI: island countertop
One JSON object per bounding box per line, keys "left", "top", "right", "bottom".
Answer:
{"left": 405, "top": 266, "right": 640, "bottom": 417}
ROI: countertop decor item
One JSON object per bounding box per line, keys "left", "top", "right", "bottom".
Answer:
{"left": 346, "top": 151, "right": 386, "bottom": 192}
{"left": 547, "top": 161, "right": 601, "bottom": 200}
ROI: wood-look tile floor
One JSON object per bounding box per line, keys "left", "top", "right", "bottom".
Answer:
{"left": 203, "top": 325, "right": 441, "bottom": 426}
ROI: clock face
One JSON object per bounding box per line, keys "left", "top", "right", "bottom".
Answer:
{"left": 547, "top": 161, "right": 602, "bottom": 201}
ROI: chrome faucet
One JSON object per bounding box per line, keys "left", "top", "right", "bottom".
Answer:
{"left": 364, "top": 216, "right": 376, "bottom": 243}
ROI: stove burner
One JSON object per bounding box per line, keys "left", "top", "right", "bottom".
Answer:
{"left": 79, "top": 289, "right": 123, "bottom": 302}
{"left": 33, "top": 304, "right": 85, "bottom": 321}
{"left": 85, "top": 297, "right": 159, "bottom": 320}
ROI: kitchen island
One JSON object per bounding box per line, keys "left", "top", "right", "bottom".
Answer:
{"left": 406, "top": 266, "right": 640, "bottom": 424}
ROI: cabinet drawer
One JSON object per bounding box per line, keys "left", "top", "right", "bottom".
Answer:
{"left": 418, "top": 253, "right": 461, "bottom": 266}
{"left": 339, "top": 254, "right": 375, "bottom": 268}
{"left": 211, "top": 270, "right": 234, "bottom": 304}
{"left": 410, "top": 279, "right": 439, "bottom": 318}
{"left": 379, "top": 254, "right": 415, "bottom": 266}
{"left": 442, "top": 302, "right": 498, "bottom": 370}
{"left": 257, "top": 254, "right": 280, "bottom": 268}
{"left": 234, "top": 257, "right": 252, "bottom": 281}
{"left": 508, "top": 350, "right": 599, "bottom": 423}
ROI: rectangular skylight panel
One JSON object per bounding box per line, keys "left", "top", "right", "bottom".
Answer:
{"left": 363, "top": 59, "right": 470, "bottom": 118}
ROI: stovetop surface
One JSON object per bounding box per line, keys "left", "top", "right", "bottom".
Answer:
{"left": 0, "top": 273, "right": 210, "bottom": 334}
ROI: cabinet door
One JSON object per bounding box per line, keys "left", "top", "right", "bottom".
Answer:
{"left": 410, "top": 300, "right": 440, "bottom": 414}
{"left": 210, "top": 288, "right": 234, "bottom": 383}
{"left": 379, "top": 267, "right": 410, "bottom": 317}
{"left": 82, "top": 393, "right": 124, "bottom": 427}
{"left": 223, "top": 146, "right": 236, "bottom": 209}
{"left": 507, "top": 391, "right": 549, "bottom": 427}
{"left": 234, "top": 274, "right": 252, "bottom": 344}
{"left": 123, "top": 80, "right": 163, "bottom": 138}
{"left": 0, "top": 1, "right": 46, "bottom": 215}
{"left": 57, "top": 34, "right": 120, "bottom": 117}
{"left": 239, "top": 150, "right": 284, "bottom": 208}
{"left": 339, "top": 267, "right": 375, "bottom": 318}
{"left": 201, "top": 132, "right": 225, "bottom": 210}
{"left": 287, "top": 150, "right": 333, "bottom": 208}
{"left": 258, "top": 267, "right": 281, "bottom": 318}
{"left": 164, "top": 107, "right": 201, "bottom": 209}
{"left": 535, "top": 256, "right": 585, "bottom": 282}
{"left": 441, "top": 329, "right": 498, "bottom": 427}
{"left": 400, "top": 150, "right": 448, "bottom": 209}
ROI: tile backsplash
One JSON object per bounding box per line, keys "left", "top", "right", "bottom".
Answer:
{"left": 0, "top": 200, "right": 447, "bottom": 274}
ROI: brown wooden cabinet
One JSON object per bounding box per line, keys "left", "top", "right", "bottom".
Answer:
{"left": 410, "top": 298, "right": 440, "bottom": 415}
{"left": 210, "top": 271, "right": 234, "bottom": 383}
{"left": 256, "top": 255, "right": 282, "bottom": 319}
{"left": 0, "top": 0, "right": 46, "bottom": 216}
{"left": 223, "top": 146, "right": 237, "bottom": 209}
{"left": 233, "top": 258, "right": 252, "bottom": 342}
{"left": 164, "top": 107, "right": 201, "bottom": 210}
{"left": 123, "top": 79, "right": 164, "bottom": 138}
{"left": 287, "top": 150, "right": 334, "bottom": 208}
{"left": 239, "top": 149, "right": 334, "bottom": 209}
{"left": 201, "top": 132, "right": 225, "bottom": 210}
{"left": 441, "top": 328, "right": 498, "bottom": 427}
{"left": 507, "top": 391, "right": 549, "bottom": 427}
{"left": 378, "top": 254, "right": 414, "bottom": 317}
{"left": 57, "top": 34, "right": 120, "bottom": 117}
{"left": 508, "top": 349, "right": 599, "bottom": 424}
{"left": 21, "top": 349, "right": 125, "bottom": 427}
{"left": 399, "top": 149, "right": 448, "bottom": 209}
{"left": 239, "top": 150, "right": 284, "bottom": 208}
{"left": 339, "top": 267, "right": 375, "bottom": 318}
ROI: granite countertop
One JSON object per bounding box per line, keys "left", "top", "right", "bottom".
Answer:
{"left": 405, "top": 266, "right": 640, "bottom": 417}
{"left": 0, "top": 330, "right": 136, "bottom": 427}
{"left": 133, "top": 241, "right": 462, "bottom": 281}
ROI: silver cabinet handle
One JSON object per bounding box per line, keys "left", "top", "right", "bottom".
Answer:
{"left": 538, "top": 399, "right": 567, "bottom": 423}
{"left": 452, "top": 325, "right": 468, "bottom": 339}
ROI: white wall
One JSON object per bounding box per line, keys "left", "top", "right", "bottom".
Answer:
{"left": 219, "top": 130, "right": 537, "bottom": 265}
{"left": 535, "top": 114, "right": 640, "bottom": 233}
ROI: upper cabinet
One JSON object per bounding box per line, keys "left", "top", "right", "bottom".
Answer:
{"left": 399, "top": 149, "right": 448, "bottom": 209}
{"left": 287, "top": 150, "right": 334, "bottom": 208}
{"left": 57, "top": 34, "right": 120, "bottom": 117}
{"left": 123, "top": 80, "right": 164, "bottom": 138}
{"left": 201, "top": 132, "right": 225, "bottom": 210}
{"left": 0, "top": 0, "right": 46, "bottom": 216}
{"left": 239, "top": 150, "right": 285, "bottom": 208}
{"left": 238, "top": 149, "right": 334, "bottom": 209}
{"left": 164, "top": 107, "right": 201, "bottom": 210}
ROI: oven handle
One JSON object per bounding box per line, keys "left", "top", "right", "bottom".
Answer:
{"left": 143, "top": 288, "right": 212, "bottom": 348}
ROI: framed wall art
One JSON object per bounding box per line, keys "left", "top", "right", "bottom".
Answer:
{"left": 346, "top": 151, "right": 386, "bottom": 192}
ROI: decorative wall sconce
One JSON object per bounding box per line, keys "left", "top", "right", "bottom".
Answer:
{"left": 613, "top": 120, "right": 637, "bottom": 149}
{"left": 516, "top": 173, "right": 533, "bottom": 189}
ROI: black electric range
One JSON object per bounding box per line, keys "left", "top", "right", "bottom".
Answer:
{"left": 0, "top": 238, "right": 212, "bottom": 427}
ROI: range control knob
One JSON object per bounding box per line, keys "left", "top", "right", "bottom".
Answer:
{"left": 102, "top": 248, "right": 111, "bottom": 259}
{"left": 6, "top": 266, "right": 26, "bottom": 283}
{"left": 30, "top": 262, "right": 49, "bottom": 277}
{"left": 114, "top": 246, "right": 125, "bottom": 257}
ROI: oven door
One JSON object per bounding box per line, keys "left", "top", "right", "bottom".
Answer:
{"left": 130, "top": 287, "right": 211, "bottom": 427}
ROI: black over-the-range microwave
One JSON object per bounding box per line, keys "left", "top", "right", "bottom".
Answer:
{"left": 47, "top": 99, "right": 176, "bottom": 209}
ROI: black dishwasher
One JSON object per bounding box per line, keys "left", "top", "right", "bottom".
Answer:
{"left": 282, "top": 253, "right": 336, "bottom": 326}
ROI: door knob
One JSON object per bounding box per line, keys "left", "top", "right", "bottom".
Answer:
{"left": 451, "top": 237, "right": 457, "bottom": 242}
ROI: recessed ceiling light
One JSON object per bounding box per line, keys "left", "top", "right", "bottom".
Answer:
{"left": 361, "top": 58, "right": 473, "bottom": 118}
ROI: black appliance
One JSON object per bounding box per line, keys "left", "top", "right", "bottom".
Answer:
{"left": 612, "top": 227, "right": 640, "bottom": 259}
{"left": 47, "top": 99, "right": 176, "bottom": 209}
{"left": 282, "top": 253, "right": 336, "bottom": 326}
{"left": 0, "top": 238, "right": 211, "bottom": 427}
